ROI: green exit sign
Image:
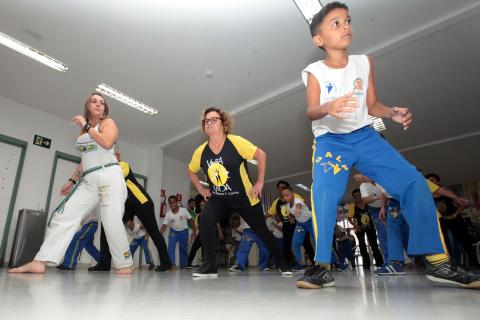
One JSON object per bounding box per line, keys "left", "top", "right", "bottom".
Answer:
{"left": 33, "top": 135, "right": 52, "bottom": 149}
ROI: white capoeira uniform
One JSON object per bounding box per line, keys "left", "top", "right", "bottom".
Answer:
{"left": 35, "top": 124, "right": 133, "bottom": 268}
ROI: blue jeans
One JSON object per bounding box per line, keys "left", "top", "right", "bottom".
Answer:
{"left": 130, "top": 237, "right": 152, "bottom": 265}
{"left": 168, "top": 229, "right": 189, "bottom": 268}
{"left": 292, "top": 219, "right": 316, "bottom": 265}
{"left": 337, "top": 238, "right": 355, "bottom": 267}
{"left": 369, "top": 206, "right": 388, "bottom": 262}
{"left": 386, "top": 199, "right": 410, "bottom": 262}
{"left": 236, "top": 229, "right": 270, "bottom": 269}
{"left": 311, "top": 126, "right": 445, "bottom": 263}
{"left": 61, "top": 221, "right": 100, "bottom": 269}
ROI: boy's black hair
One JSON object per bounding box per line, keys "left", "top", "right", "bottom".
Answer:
{"left": 168, "top": 195, "right": 178, "bottom": 202}
{"left": 281, "top": 185, "right": 293, "bottom": 192}
{"left": 188, "top": 198, "right": 195, "bottom": 204}
{"left": 310, "top": 2, "right": 349, "bottom": 37}
{"left": 351, "top": 188, "right": 361, "bottom": 196}
{"left": 276, "top": 180, "right": 290, "bottom": 189}
{"left": 425, "top": 173, "right": 441, "bottom": 182}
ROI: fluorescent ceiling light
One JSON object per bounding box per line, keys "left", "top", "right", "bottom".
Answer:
{"left": 0, "top": 32, "right": 68, "bottom": 72}
{"left": 199, "top": 181, "right": 209, "bottom": 187}
{"left": 295, "top": 183, "right": 311, "bottom": 191}
{"left": 369, "top": 116, "right": 386, "bottom": 132}
{"left": 96, "top": 83, "right": 159, "bottom": 116}
{"left": 293, "top": 0, "right": 323, "bottom": 24}
{"left": 247, "top": 160, "right": 257, "bottom": 165}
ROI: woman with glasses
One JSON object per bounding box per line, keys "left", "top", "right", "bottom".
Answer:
{"left": 187, "top": 107, "right": 292, "bottom": 277}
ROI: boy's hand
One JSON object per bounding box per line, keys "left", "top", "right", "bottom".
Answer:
{"left": 325, "top": 91, "right": 358, "bottom": 119}
{"left": 392, "top": 107, "right": 412, "bottom": 130}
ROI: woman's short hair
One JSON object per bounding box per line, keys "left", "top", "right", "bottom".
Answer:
{"left": 200, "top": 107, "right": 233, "bottom": 135}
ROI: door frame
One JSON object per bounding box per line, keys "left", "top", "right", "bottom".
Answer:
{"left": 0, "top": 134, "right": 28, "bottom": 266}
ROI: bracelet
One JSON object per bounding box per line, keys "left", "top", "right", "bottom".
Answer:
{"left": 68, "top": 178, "right": 77, "bottom": 185}
{"left": 83, "top": 122, "right": 91, "bottom": 133}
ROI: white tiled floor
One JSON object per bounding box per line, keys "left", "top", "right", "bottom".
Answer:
{"left": 1, "top": 267, "right": 478, "bottom": 320}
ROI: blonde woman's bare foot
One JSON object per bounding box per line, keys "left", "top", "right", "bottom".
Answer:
{"left": 115, "top": 267, "right": 134, "bottom": 275}
{"left": 8, "top": 260, "right": 46, "bottom": 274}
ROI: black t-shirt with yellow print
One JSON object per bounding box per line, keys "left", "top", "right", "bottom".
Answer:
{"left": 119, "top": 161, "right": 151, "bottom": 212}
{"left": 267, "top": 194, "right": 305, "bottom": 224}
{"left": 189, "top": 134, "right": 258, "bottom": 208}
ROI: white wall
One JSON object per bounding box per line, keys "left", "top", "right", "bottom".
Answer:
{"left": 161, "top": 155, "right": 191, "bottom": 208}
{"left": 0, "top": 95, "right": 150, "bottom": 262}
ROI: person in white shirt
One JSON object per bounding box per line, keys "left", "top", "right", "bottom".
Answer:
{"left": 229, "top": 216, "right": 270, "bottom": 272}
{"left": 355, "top": 174, "right": 388, "bottom": 263}
{"left": 160, "top": 196, "right": 196, "bottom": 269}
{"left": 281, "top": 186, "right": 315, "bottom": 271}
{"left": 126, "top": 218, "right": 154, "bottom": 270}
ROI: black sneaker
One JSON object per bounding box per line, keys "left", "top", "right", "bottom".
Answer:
{"left": 155, "top": 264, "right": 172, "bottom": 272}
{"left": 425, "top": 260, "right": 480, "bottom": 289}
{"left": 148, "top": 263, "right": 155, "bottom": 271}
{"left": 296, "top": 266, "right": 335, "bottom": 289}
{"left": 88, "top": 264, "right": 111, "bottom": 272}
{"left": 297, "top": 265, "right": 323, "bottom": 282}
{"left": 279, "top": 262, "right": 293, "bottom": 276}
{"left": 56, "top": 265, "right": 74, "bottom": 271}
{"left": 192, "top": 262, "right": 218, "bottom": 278}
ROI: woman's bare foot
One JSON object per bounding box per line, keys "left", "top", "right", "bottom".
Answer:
{"left": 115, "top": 266, "right": 134, "bottom": 275}
{"left": 8, "top": 260, "right": 46, "bottom": 274}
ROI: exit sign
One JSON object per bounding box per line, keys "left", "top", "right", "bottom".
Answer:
{"left": 33, "top": 135, "right": 52, "bottom": 149}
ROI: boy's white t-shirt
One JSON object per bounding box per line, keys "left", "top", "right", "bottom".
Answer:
{"left": 162, "top": 207, "right": 192, "bottom": 231}
{"left": 302, "top": 55, "right": 372, "bottom": 137}
{"left": 266, "top": 217, "right": 283, "bottom": 239}
{"left": 360, "top": 182, "right": 383, "bottom": 208}
{"left": 127, "top": 221, "right": 146, "bottom": 239}
{"left": 287, "top": 198, "right": 312, "bottom": 223}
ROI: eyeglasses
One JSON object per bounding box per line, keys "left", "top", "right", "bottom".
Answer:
{"left": 203, "top": 117, "right": 222, "bottom": 125}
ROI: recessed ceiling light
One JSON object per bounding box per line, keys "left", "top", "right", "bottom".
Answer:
{"left": 293, "top": 0, "right": 323, "bottom": 24}
{"left": 0, "top": 32, "right": 68, "bottom": 72}
{"left": 95, "top": 83, "right": 159, "bottom": 116}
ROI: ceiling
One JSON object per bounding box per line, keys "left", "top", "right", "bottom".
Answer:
{"left": 1, "top": 0, "right": 480, "bottom": 201}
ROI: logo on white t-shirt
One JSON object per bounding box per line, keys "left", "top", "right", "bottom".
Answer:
{"left": 353, "top": 78, "right": 364, "bottom": 96}
{"left": 324, "top": 81, "right": 337, "bottom": 100}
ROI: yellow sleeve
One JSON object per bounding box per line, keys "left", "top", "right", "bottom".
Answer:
{"left": 188, "top": 142, "right": 208, "bottom": 173}
{"left": 294, "top": 193, "right": 305, "bottom": 202}
{"left": 119, "top": 161, "right": 130, "bottom": 178}
{"left": 267, "top": 198, "right": 279, "bottom": 216}
{"left": 426, "top": 179, "right": 440, "bottom": 193}
{"left": 348, "top": 203, "right": 355, "bottom": 218}
{"left": 228, "top": 135, "right": 258, "bottom": 160}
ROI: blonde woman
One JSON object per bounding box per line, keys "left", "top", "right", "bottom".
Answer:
{"left": 9, "top": 93, "right": 133, "bottom": 274}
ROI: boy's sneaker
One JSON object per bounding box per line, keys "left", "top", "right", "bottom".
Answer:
{"left": 292, "top": 264, "right": 306, "bottom": 273}
{"left": 56, "top": 265, "right": 74, "bottom": 271}
{"left": 193, "top": 262, "right": 218, "bottom": 278}
{"left": 426, "top": 260, "right": 480, "bottom": 289}
{"left": 297, "top": 265, "right": 335, "bottom": 289}
{"left": 279, "top": 263, "right": 293, "bottom": 276}
{"left": 260, "top": 267, "right": 270, "bottom": 271}
{"left": 186, "top": 265, "right": 193, "bottom": 269}
{"left": 228, "top": 265, "right": 244, "bottom": 272}
{"left": 148, "top": 263, "right": 155, "bottom": 271}
{"left": 335, "top": 263, "right": 348, "bottom": 272}
{"left": 375, "top": 261, "right": 405, "bottom": 275}
{"left": 154, "top": 263, "right": 172, "bottom": 272}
